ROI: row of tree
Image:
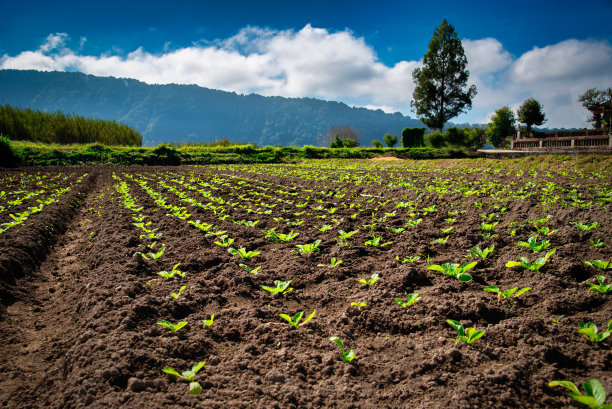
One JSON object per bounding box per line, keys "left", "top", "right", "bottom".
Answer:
{"left": 0, "top": 104, "right": 143, "bottom": 146}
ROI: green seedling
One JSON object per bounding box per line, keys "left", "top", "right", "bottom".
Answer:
{"left": 228, "top": 247, "right": 260, "bottom": 259}
{"left": 157, "top": 263, "right": 185, "bottom": 279}
{"left": 293, "top": 239, "right": 322, "bottom": 254}
{"left": 582, "top": 260, "right": 611, "bottom": 270}
{"left": 364, "top": 235, "right": 392, "bottom": 247}
{"left": 140, "top": 232, "right": 163, "bottom": 241}
{"left": 239, "top": 263, "right": 261, "bottom": 274}
{"left": 517, "top": 236, "right": 551, "bottom": 252}
{"left": 359, "top": 273, "right": 379, "bottom": 285}
{"left": 388, "top": 227, "right": 406, "bottom": 234}
{"left": 480, "top": 221, "right": 499, "bottom": 231}
{"left": 548, "top": 379, "right": 612, "bottom": 409}
{"left": 432, "top": 235, "right": 450, "bottom": 244}
{"left": 530, "top": 214, "right": 552, "bottom": 225}
{"left": 573, "top": 221, "right": 601, "bottom": 232}
{"left": 279, "top": 310, "right": 316, "bottom": 328}
{"left": 505, "top": 249, "right": 556, "bottom": 271}
{"left": 337, "top": 230, "right": 358, "bottom": 246}
{"left": 465, "top": 245, "right": 494, "bottom": 259}
{"left": 586, "top": 276, "right": 612, "bottom": 294}
{"left": 483, "top": 286, "right": 531, "bottom": 302}
{"left": 261, "top": 280, "right": 293, "bottom": 295}
{"left": 427, "top": 262, "right": 477, "bottom": 282}
{"left": 205, "top": 227, "right": 227, "bottom": 237}
{"left": 480, "top": 213, "right": 498, "bottom": 221}
{"left": 351, "top": 301, "right": 367, "bottom": 310}
{"left": 440, "top": 226, "right": 454, "bottom": 233}
{"left": 405, "top": 218, "right": 423, "bottom": 228}
{"left": 214, "top": 235, "right": 234, "bottom": 247}
{"left": 577, "top": 320, "right": 612, "bottom": 343}
{"left": 316, "top": 224, "right": 332, "bottom": 232}
{"left": 552, "top": 315, "right": 565, "bottom": 324}
{"left": 157, "top": 320, "right": 188, "bottom": 333}
{"left": 590, "top": 239, "right": 607, "bottom": 248}
{"left": 446, "top": 319, "right": 485, "bottom": 345}
{"left": 534, "top": 226, "right": 559, "bottom": 236}
{"left": 318, "top": 258, "right": 343, "bottom": 268}
{"left": 395, "top": 293, "right": 421, "bottom": 307}
{"left": 329, "top": 337, "right": 355, "bottom": 363}
{"left": 444, "top": 218, "right": 457, "bottom": 223}
{"left": 171, "top": 285, "right": 187, "bottom": 300}
{"left": 136, "top": 244, "right": 166, "bottom": 260}
{"left": 202, "top": 314, "right": 214, "bottom": 328}
{"left": 188, "top": 220, "right": 212, "bottom": 233}
{"left": 396, "top": 255, "right": 421, "bottom": 264}
{"left": 162, "top": 361, "right": 205, "bottom": 395}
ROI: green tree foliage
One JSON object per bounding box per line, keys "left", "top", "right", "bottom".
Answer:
{"left": 383, "top": 133, "right": 398, "bottom": 147}
{"left": 517, "top": 98, "right": 546, "bottom": 136}
{"left": 486, "top": 106, "right": 516, "bottom": 148}
{"left": 323, "top": 125, "right": 361, "bottom": 148}
{"left": 411, "top": 20, "right": 477, "bottom": 131}
{"left": 371, "top": 139, "right": 383, "bottom": 148}
{"left": 0, "top": 104, "right": 142, "bottom": 146}
{"left": 424, "top": 127, "right": 484, "bottom": 150}
{"left": 578, "top": 87, "right": 611, "bottom": 132}
{"left": 401, "top": 127, "right": 426, "bottom": 147}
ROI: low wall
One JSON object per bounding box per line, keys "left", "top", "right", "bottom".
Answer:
{"left": 511, "top": 134, "right": 611, "bottom": 150}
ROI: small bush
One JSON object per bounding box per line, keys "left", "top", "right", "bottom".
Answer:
{"left": 0, "top": 134, "right": 20, "bottom": 167}
{"left": 401, "top": 127, "right": 426, "bottom": 147}
{"left": 371, "top": 139, "right": 383, "bottom": 148}
{"left": 425, "top": 131, "right": 446, "bottom": 148}
{"left": 383, "top": 133, "right": 398, "bottom": 147}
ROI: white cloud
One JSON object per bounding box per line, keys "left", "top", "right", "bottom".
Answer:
{"left": 1, "top": 27, "right": 611, "bottom": 128}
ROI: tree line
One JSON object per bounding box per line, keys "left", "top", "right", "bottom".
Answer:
{"left": 0, "top": 104, "right": 142, "bottom": 146}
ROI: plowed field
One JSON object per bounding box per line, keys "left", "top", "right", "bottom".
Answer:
{"left": 0, "top": 160, "right": 610, "bottom": 408}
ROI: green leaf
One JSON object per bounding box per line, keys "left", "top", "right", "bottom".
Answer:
{"left": 192, "top": 361, "right": 205, "bottom": 375}
{"left": 514, "top": 287, "right": 532, "bottom": 298}
{"left": 446, "top": 319, "right": 464, "bottom": 336}
{"left": 505, "top": 261, "right": 521, "bottom": 268}
{"left": 426, "top": 264, "right": 445, "bottom": 273}
{"left": 300, "top": 309, "right": 316, "bottom": 326}
{"left": 548, "top": 380, "right": 581, "bottom": 395}
{"left": 571, "top": 395, "right": 601, "bottom": 407}
{"left": 483, "top": 286, "right": 500, "bottom": 293}
{"left": 279, "top": 313, "right": 294, "bottom": 325}
{"left": 457, "top": 272, "right": 472, "bottom": 282}
{"left": 161, "top": 367, "right": 183, "bottom": 378}
{"left": 342, "top": 349, "right": 355, "bottom": 363}
{"left": 329, "top": 336, "right": 345, "bottom": 352}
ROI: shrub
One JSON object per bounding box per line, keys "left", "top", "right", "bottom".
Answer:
{"left": 0, "top": 134, "right": 20, "bottom": 167}
{"left": 371, "top": 139, "right": 383, "bottom": 148}
{"left": 401, "top": 127, "right": 426, "bottom": 147}
{"left": 383, "top": 133, "right": 398, "bottom": 147}
{"left": 425, "top": 131, "right": 446, "bottom": 148}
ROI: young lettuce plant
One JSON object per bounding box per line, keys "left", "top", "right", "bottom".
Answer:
{"left": 157, "top": 320, "right": 188, "bottom": 333}
{"left": 446, "top": 319, "right": 485, "bottom": 345}
{"left": 170, "top": 285, "right": 187, "bottom": 300}
{"left": 157, "top": 262, "right": 185, "bottom": 279}
{"left": 329, "top": 337, "right": 355, "bottom": 363}
{"left": 395, "top": 293, "right": 421, "bottom": 307}
{"left": 516, "top": 236, "right": 550, "bottom": 252}
{"left": 202, "top": 314, "right": 214, "bottom": 328}
{"left": 396, "top": 255, "right": 421, "bottom": 264}
{"left": 337, "top": 230, "right": 358, "bottom": 246}
{"left": 577, "top": 320, "right": 612, "bottom": 343}
{"left": 239, "top": 263, "right": 261, "bottom": 274}
{"left": 279, "top": 310, "right": 316, "bottom": 328}
{"left": 483, "top": 286, "right": 531, "bottom": 303}
{"left": 261, "top": 280, "right": 293, "bottom": 295}
{"left": 582, "top": 260, "right": 611, "bottom": 270}
{"left": 573, "top": 221, "right": 601, "bottom": 233}
{"left": 162, "top": 361, "right": 205, "bottom": 395}
{"left": 586, "top": 276, "right": 612, "bottom": 294}
{"left": 465, "top": 245, "right": 494, "bottom": 259}
{"left": 293, "top": 240, "right": 322, "bottom": 254}
{"left": 351, "top": 301, "right": 367, "bottom": 310}
{"left": 364, "top": 235, "right": 393, "bottom": 248}
{"left": 317, "top": 258, "right": 343, "bottom": 268}
{"left": 505, "top": 249, "right": 556, "bottom": 272}
{"left": 548, "top": 379, "right": 612, "bottom": 409}
{"left": 359, "top": 273, "right": 379, "bottom": 285}
{"left": 589, "top": 239, "right": 607, "bottom": 248}
{"left": 228, "top": 247, "right": 260, "bottom": 259}
{"left": 432, "top": 235, "right": 450, "bottom": 245}
{"left": 427, "top": 262, "right": 477, "bottom": 282}
{"left": 213, "top": 235, "right": 234, "bottom": 247}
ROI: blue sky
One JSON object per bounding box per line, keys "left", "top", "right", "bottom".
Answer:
{"left": 1, "top": 0, "right": 611, "bottom": 127}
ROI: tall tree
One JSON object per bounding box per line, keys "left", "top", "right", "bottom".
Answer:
{"left": 486, "top": 106, "right": 516, "bottom": 147}
{"left": 578, "top": 87, "right": 611, "bottom": 132}
{"left": 411, "top": 19, "right": 477, "bottom": 131}
{"left": 517, "top": 98, "right": 546, "bottom": 136}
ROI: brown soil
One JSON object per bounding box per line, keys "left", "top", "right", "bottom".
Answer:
{"left": 0, "top": 164, "right": 610, "bottom": 409}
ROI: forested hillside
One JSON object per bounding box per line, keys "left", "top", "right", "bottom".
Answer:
{"left": 0, "top": 70, "right": 423, "bottom": 146}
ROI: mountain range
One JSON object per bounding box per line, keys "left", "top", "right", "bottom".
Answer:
{"left": 0, "top": 69, "right": 424, "bottom": 146}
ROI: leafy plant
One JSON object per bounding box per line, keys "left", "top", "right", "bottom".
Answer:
{"left": 228, "top": 247, "right": 260, "bottom": 259}
{"left": 162, "top": 361, "right": 205, "bottom": 395}
{"left": 577, "top": 320, "right": 612, "bottom": 343}
{"left": 427, "top": 262, "right": 477, "bottom": 282}
{"left": 432, "top": 235, "right": 450, "bottom": 244}
{"left": 157, "top": 262, "right": 185, "bottom": 279}
{"left": 317, "top": 257, "right": 343, "bottom": 268}
{"left": 548, "top": 379, "right": 612, "bottom": 409}
{"left": 294, "top": 239, "right": 322, "bottom": 254}
{"left": 505, "top": 249, "right": 556, "bottom": 271}
{"left": 202, "top": 314, "right": 214, "bottom": 328}
{"left": 440, "top": 226, "right": 454, "bottom": 233}
{"left": 213, "top": 235, "right": 234, "bottom": 247}
{"left": 590, "top": 239, "right": 607, "bottom": 248}
{"left": 364, "top": 235, "right": 393, "bottom": 247}
{"left": 329, "top": 337, "right": 355, "bottom": 363}
{"left": 279, "top": 310, "right": 316, "bottom": 328}
{"left": 136, "top": 243, "right": 166, "bottom": 260}
{"left": 517, "top": 236, "right": 551, "bottom": 252}
{"left": 170, "top": 285, "right": 187, "bottom": 300}
{"left": 395, "top": 293, "right": 421, "bottom": 307}
{"left": 157, "top": 320, "right": 188, "bottom": 333}
{"left": 261, "top": 280, "right": 293, "bottom": 295}
{"left": 534, "top": 226, "right": 559, "bottom": 236}
{"left": 316, "top": 224, "right": 332, "bottom": 232}
{"left": 465, "top": 245, "right": 494, "bottom": 259}
{"left": 573, "top": 221, "right": 601, "bottom": 232}
{"left": 359, "top": 273, "right": 379, "bottom": 285}
{"left": 396, "top": 255, "right": 421, "bottom": 264}
{"left": 405, "top": 218, "right": 423, "bottom": 228}
{"left": 351, "top": 301, "right": 367, "bottom": 310}
{"left": 582, "top": 260, "right": 611, "bottom": 270}
{"left": 446, "top": 319, "right": 485, "bottom": 345}
{"left": 586, "top": 276, "right": 612, "bottom": 294}
{"left": 388, "top": 226, "right": 406, "bottom": 234}
{"left": 483, "top": 286, "right": 531, "bottom": 302}
{"left": 239, "top": 263, "right": 261, "bottom": 274}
